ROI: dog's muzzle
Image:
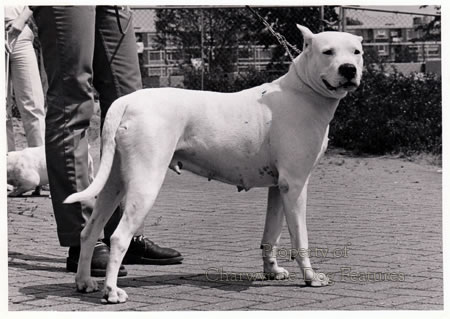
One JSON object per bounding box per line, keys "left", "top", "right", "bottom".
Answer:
{"left": 322, "top": 63, "right": 359, "bottom": 92}
{"left": 322, "top": 78, "right": 358, "bottom": 91}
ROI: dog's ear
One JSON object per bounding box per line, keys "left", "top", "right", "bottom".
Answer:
{"left": 296, "top": 24, "right": 315, "bottom": 51}
{"left": 356, "top": 35, "right": 363, "bottom": 42}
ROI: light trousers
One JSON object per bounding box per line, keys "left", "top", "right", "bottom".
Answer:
{"left": 6, "top": 24, "right": 45, "bottom": 151}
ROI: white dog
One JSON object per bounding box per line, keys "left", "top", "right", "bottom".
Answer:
{"left": 7, "top": 146, "right": 49, "bottom": 197}
{"left": 65, "top": 25, "right": 363, "bottom": 303}
{"left": 7, "top": 145, "right": 94, "bottom": 197}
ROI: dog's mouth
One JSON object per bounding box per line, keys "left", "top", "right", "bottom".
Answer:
{"left": 322, "top": 79, "right": 358, "bottom": 91}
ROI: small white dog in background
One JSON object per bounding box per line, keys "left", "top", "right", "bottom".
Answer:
{"left": 7, "top": 146, "right": 48, "bottom": 197}
{"left": 7, "top": 145, "right": 94, "bottom": 197}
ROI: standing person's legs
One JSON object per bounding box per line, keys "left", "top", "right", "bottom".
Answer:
{"left": 6, "top": 54, "right": 16, "bottom": 151}
{"left": 6, "top": 108, "right": 16, "bottom": 151}
{"left": 33, "top": 6, "right": 96, "bottom": 246}
{"left": 33, "top": 6, "right": 129, "bottom": 276}
{"left": 92, "top": 6, "right": 143, "bottom": 239}
{"left": 93, "top": 6, "right": 182, "bottom": 264}
{"left": 9, "top": 25, "right": 45, "bottom": 147}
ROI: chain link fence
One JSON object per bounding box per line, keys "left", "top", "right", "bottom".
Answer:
{"left": 341, "top": 6, "right": 441, "bottom": 75}
{"left": 131, "top": 5, "right": 440, "bottom": 90}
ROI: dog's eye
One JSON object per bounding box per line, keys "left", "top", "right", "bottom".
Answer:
{"left": 322, "top": 49, "right": 333, "bottom": 56}
{"left": 354, "top": 49, "right": 361, "bottom": 55}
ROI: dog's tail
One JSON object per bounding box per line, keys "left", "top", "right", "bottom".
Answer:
{"left": 64, "top": 98, "right": 128, "bottom": 204}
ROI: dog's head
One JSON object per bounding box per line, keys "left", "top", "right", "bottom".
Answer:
{"left": 6, "top": 151, "right": 21, "bottom": 186}
{"left": 6, "top": 152, "right": 15, "bottom": 185}
{"left": 295, "top": 25, "right": 364, "bottom": 99}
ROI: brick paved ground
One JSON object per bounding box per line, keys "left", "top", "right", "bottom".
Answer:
{"left": 7, "top": 119, "right": 443, "bottom": 311}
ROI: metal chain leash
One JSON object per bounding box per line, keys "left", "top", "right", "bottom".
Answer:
{"left": 245, "top": 5, "right": 302, "bottom": 62}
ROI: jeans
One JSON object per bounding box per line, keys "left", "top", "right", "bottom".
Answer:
{"left": 6, "top": 24, "right": 45, "bottom": 151}
{"left": 33, "top": 6, "right": 142, "bottom": 246}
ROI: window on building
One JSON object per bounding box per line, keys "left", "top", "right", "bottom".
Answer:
{"left": 375, "top": 29, "right": 388, "bottom": 38}
{"left": 148, "top": 67, "right": 160, "bottom": 76}
{"left": 148, "top": 67, "right": 167, "bottom": 77}
{"left": 377, "top": 45, "right": 389, "bottom": 56}
{"left": 146, "top": 33, "right": 157, "bottom": 45}
{"left": 148, "top": 51, "right": 164, "bottom": 63}
{"left": 390, "top": 30, "right": 399, "bottom": 37}
{"left": 166, "top": 51, "right": 182, "bottom": 61}
{"left": 255, "top": 48, "right": 272, "bottom": 61}
{"left": 426, "top": 45, "right": 441, "bottom": 58}
{"left": 238, "top": 48, "right": 252, "bottom": 61}
{"left": 406, "top": 29, "right": 415, "bottom": 40}
{"left": 408, "top": 45, "right": 419, "bottom": 53}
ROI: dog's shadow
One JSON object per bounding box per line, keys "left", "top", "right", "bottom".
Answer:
{"left": 8, "top": 193, "right": 50, "bottom": 198}
{"left": 11, "top": 252, "right": 309, "bottom": 305}
{"left": 16, "top": 270, "right": 307, "bottom": 305}
{"left": 7, "top": 185, "right": 51, "bottom": 198}
{"left": 19, "top": 274, "right": 307, "bottom": 305}
{"left": 9, "top": 252, "right": 67, "bottom": 272}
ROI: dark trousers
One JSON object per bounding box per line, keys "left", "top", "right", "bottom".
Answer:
{"left": 33, "top": 6, "right": 142, "bottom": 246}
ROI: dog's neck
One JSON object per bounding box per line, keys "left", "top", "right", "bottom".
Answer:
{"left": 296, "top": 54, "right": 347, "bottom": 100}
{"left": 276, "top": 55, "right": 342, "bottom": 126}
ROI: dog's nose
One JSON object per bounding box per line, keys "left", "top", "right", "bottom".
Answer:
{"left": 338, "top": 63, "right": 357, "bottom": 80}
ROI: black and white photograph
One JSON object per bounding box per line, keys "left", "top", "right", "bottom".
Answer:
{"left": 3, "top": 1, "right": 445, "bottom": 314}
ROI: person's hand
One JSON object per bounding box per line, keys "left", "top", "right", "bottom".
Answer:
{"left": 5, "top": 17, "right": 27, "bottom": 41}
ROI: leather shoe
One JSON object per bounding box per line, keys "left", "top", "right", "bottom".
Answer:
{"left": 66, "top": 241, "right": 127, "bottom": 277}
{"left": 122, "top": 235, "right": 183, "bottom": 265}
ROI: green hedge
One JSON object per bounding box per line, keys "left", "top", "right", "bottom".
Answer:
{"left": 331, "top": 66, "right": 441, "bottom": 155}
{"left": 186, "top": 65, "right": 441, "bottom": 155}
{"left": 184, "top": 68, "right": 281, "bottom": 93}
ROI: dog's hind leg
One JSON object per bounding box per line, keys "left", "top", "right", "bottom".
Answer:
{"left": 101, "top": 162, "right": 169, "bottom": 304}
{"left": 101, "top": 127, "right": 176, "bottom": 303}
{"left": 261, "top": 187, "right": 289, "bottom": 280}
{"left": 75, "top": 154, "right": 125, "bottom": 293}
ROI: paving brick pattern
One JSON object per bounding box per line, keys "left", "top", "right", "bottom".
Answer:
{"left": 8, "top": 148, "right": 442, "bottom": 311}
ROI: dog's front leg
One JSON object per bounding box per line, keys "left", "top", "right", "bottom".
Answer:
{"left": 261, "top": 187, "right": 289, "bottom": 280}
{"left": 280, "top": 177, "right": 330, "bottom": 287}
{"left": 8, "top": 186, "right": 27, "bottom": 197}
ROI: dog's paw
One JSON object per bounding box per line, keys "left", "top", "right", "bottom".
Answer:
{"left": 8, "top": 190, "right": 25, "bottom": 197}
{"left": 75, "top": 277, "right": 99, "bottom": 293}
{"left": 101, "top": 286, "right": 128, "bottom": 304}
{"left": 264, "top": 266, "right": 289, "bottom": 280}
{"left": 304, "top": 272, "right": 330, "bottom": 287}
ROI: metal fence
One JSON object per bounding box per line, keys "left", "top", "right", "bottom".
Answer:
{"left": 131, "top": 5, "right": 441, "bottom": 90}
{"left": 341, "top": 6, "right": 441, "bottom": 75}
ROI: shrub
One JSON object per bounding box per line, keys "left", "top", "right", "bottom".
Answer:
{"left": 183, "top": 67, "right": 282, "bottom": 92}
{"left": 331, "top": 65, "right": 441, "bottom": 155}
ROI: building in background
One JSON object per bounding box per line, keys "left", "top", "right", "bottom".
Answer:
{"left": 132, "top": 7, "right": 441, "bottom": 86}
{"left": 132, "top": 8, "right": 275, "bottom": 81}
{"left": 346, "top": 15, "right": 440, "bottom": 63}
